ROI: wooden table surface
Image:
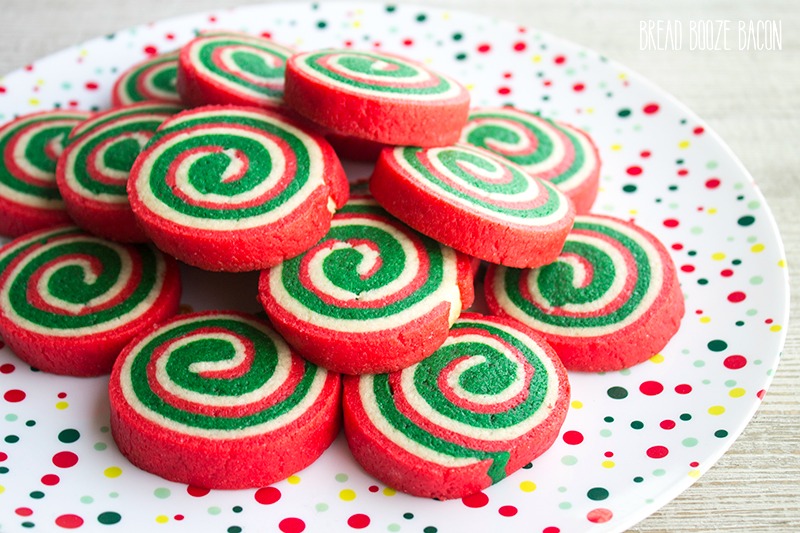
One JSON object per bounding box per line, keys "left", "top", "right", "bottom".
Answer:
{"left": 1, "top": 1, "right": 797, "bottom": 531}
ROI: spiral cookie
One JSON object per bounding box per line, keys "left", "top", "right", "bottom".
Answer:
{"left": 0, "top": 110, "right": 93, "bottom": 237}
{"left": 56, "top": 102, "right": 183, "bottom": 242}
{"left": 109, "top": 311, "right": 341, "bottom": 489}
{"left": 0, "top": 226, "right": 181, "bottom": 376}
{"left": 128, "top": 106, "right": 349, "bottom": 272}
{"left": 370, "top": 144, "right": 575, "bottom": 268}
{"left": 177, "top": 34, "right": 293, "bottom": 107}
{"left": 343, "top": 313, "right": 569, "bottom": 499}
{"left": 485, "top": 214, "right": 685, "bottom": 371}
{"left": 112, "top": 50, "right": 182, "bottom": 107}
{"left": 461, "top": 107, "right": 601, "bottom": 214}
{"left": 285, "top": 49, "right": 470, "bottom": 147}
{"left": 259, "top": 196, "right": 475, "bottom": 375}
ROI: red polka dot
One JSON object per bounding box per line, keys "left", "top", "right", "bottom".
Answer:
{"left": 84, "top": 82, "right": 99, "bottom": 91}
{"left": 705, "top": 178, "right": 721, "bottom": 189}
{"left": 765, "top": 318, "right": 773, "bottom": 324}
{"left": 693, "top": 126, "right": 705, "bottom": 135}
{"left": 186, "top": 485, "right": 210, "bottom": 497}
{"left": 208, "top": 15, "right": 217, "bottom": 23}
{"left": 57, "top": 392, "right": 67, "bottom": 399}
{"left": 626, "top": 165, "right": 642, "bottom": 176}
{"left": 757, "top": 389, "right": 766, "bottom": 399}
{"left": 16, "top": 507, "right": 33, "bottom": 516}
{"left": 41, "top": 474, "right": 60, "bottom": 485}
{"left": 477, "top": 43, "right": 491, "bottom": 53}
{"left": 675, "top": 384, "right": 692, "bottom": 394}
{"left": 261, "top": 32, "right": 273, "bottom": 39}
{"left": 0, "top": 452, "right": 7, "bottom": 461}
{"left": 165, "top": 33, "right": 175, "bottom": 41}
{"left": 343, "top": 40, "right": 353, "bottom": 48}
{"left": 672, "top": 243, "right": 684, "bottom": 250}
{"left": 721, "top": 269, "right": 733, "bottom": 277}
{"left": 462, "top": 491, "right": 489, "bottom": 508}
{"left": 0, "top": 363, "right": 15, "bottom": 374}
{"left": 174, "top": 515, "right": 184, "bottom": 521}
{"left": 279, "top": 517, "right": 306, "bottom": 533}
{"left": 0, "top": 86, "right": 6, "bottom": 94}
{"left": 402, "top": 38, "right": 413, "bottom": 46}
{"left": 562, "top": 430, "right": 584, "bottom": 445}
{"left": 554, "top": 55, "right": 566, "bottom": 65}
{"left": 587, "top": 508, "right": 613, "bottom": 523}
{"left": 499, "top": 505, "right": 518, "bottom": 517}
{"left": 677, "top": 169, "right": 689, "bottom": 176}
{"left": 572, "top": 83, "right": 585, "bottom": 92}
{"left": 347, "top": 514, "right": 371, "bottom": 529}
{"left": 690, "top": 461, "right": 700, "bottom": 467}
{"left": 3, "top": 389, "right": 25, "bottom": 402}
{"left": 643, "top": 103, "right": 660, "bottom": 114}
{"left": 255, "top": 486, "right": 282, "bottom": 505}
{"left": 543, "top": 528, "right": 560, "bottom": 533}
{"left": 543, "top": 80, "right": 552, "bottom": 87}
{"left": 368, "top": 485, "right": 379, "bottom": 493}
{"left": 663, "top": 218, "right": 679, "bottom": 228}
{"left": 497, "top": 87, "right": 511, "bottom": 95}
{"left": 646, "top": 445, "right": 669, "bottom": 459}
{"left": 639, "top": 381, "right": 664, "bottom": 396}
{"left": 143, "top": 45, "right": 158, "bottom": 55}
{"left": 55, "top": 514, "right": 84, "bottom": 529}
{"left": 724, "top": 355, "right": 747, "bottom": 369}
{"left": 727, "top": 291, "right": 746, "bottom": 303}
{"left": 513, "top": 41, "right": 527, "bottom": 52}
{"left": 640, "top": 150, "right": 651, "bottom": 158}
{"left": 680, "top": 264, "right": 695, "bottom": 273}
{"left": 660, "top": 419, "right": 676, "bottom": 430}
{"left": 52, "top": 451, "right": 78, "bottom": 468}
{"left": 604, "top": 451, "right": 614, "bottom": 458}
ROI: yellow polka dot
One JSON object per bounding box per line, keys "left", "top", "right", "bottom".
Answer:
{"left": 352, "top": 20, "right": 361, "bottom": 28}
{"left": 155, "top": 515, "right": 168, "bottom": 524}
{"left": 618, "top": 72, "right": 627, "bottom": 80}
{"left": 36, "top": 79, "right": 45, "bottom": 86}
{"left": 699, "top": 316, "right": 711, "bottom": 324}
{"left": 465, "top": 84, "right": 475, "bottom": 91}
{"left": 571, "top": 400, "right": 583, "bottom": 409}
{"left": 55, "top": 401, "right": 69, "bottom": 410}
{"left": 778, "top": 259, "right": 786, "bottom": 268}
{"left": 0, "top": 485, "right": 5, "bottom": 494}
{"left": 601, "top": 460, "right": 615, "bottom": 469}
{"left": 383, "top": 488, "right": 396, "bottom": 496}
{"left": 339, "top": 489, "right": 356, "bottom": 501}
{"left": 751, "top": 243, "right": 765, "bottom": 253}
{"left": 678, "top": 140, "right": 690, "bottom": 149}
{"left": 28, "top": 98, "right": 40, "bottom": 106}
{"left": 586, "top": 107, "right": 595, "bottom": 115}
{"left": 650, "top": 353, "right": 664, "bottom": 364}
{"left": 519, "top": 480, "right": 536, "bottom": 492}
{"left": 104, "top": 466, "right": 122, "bottom": 478}
{"left": 629, "top": 209, "right": 638, "bottom": 216}
{"left": 770, "top": 325, "right": 782, "bottom": 332}
{"left": 729, "top": 388, "right": 746, "bottom": 398}
{"left": 708, "top": 405, "right": 725, "bottom": 416}
{"left": 610, "top": 144, "right": 622, "bottom": 151}
{"left": 707, "top": 208, "right": 717, "bottom": 215}
{"left": 441, "top": 12, "right": 450, "bottom": 20}
{"left": 287, "top": 475, "right": 300, "bottom": 484}
{"left": 688, "top": 469, "right": 701, "bottom": 478}
{"left": 532, "top": 55, "right": 542, "bottom": 63}
{"left": 711, "top": 252, "right": 725, "bottom": 261}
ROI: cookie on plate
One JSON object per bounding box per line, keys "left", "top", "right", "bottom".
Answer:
{"left": 485, "top": 214, "right": 685, "bottom": 371}
{"left": 0, "top": 110, "right": 92, "bottom": 237}
{"left": 342, "top": 313, "right": 570, "bottom": 499}
{"left": 370, "top": 144, "right": 575, "bottom": 268}
{"left": 0, "top": 225, "right": 181, "bottom": 376}
{"left": 259, "top": 195, "right": 474, "bottom": 375}
{"left": 285, "top": 49, "right": 470, "bottom": 147}
{"left": 109, "top": 311, "right": 341, "bottom": 489}
{"left": 127, "top": 105, "right": 349, "bottom": 271}
{"left": 112, "top": 50, "right": 183, "bottom": 107}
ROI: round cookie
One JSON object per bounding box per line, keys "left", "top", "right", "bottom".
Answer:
{"left": 112, "top": 50, "right": 182, "bottom": 107}
{"left": 285, "top": 49, "right": 470, "bottom": 147}
{"left": 0, "top": 110, "right": 93, "bottom": 237}
{"left": 259, "top": 195, "right": 475, "bottom": 375}
{"left": 485, "top": 214, "right": 685, "bottom": 371}
{"left": 342, "top": 313, "right": 570, "bottom": 500}
{"left": 461, "top": 107, "right": 601, "bottom": 214}
{"left": 109, "top": 311, "right": 341, "bottom": 489}
{"left": 56, "top": 102, "right": 183, "bottom": 242}
{"left": 177, "top": 33, "right": 293, "bottom": 107}
{"left": 127, "top": 106, "right": 349, "bottom": 272}
{"left": 0, "top": 225, "right": 181, "bottom": 376}
{"left": 370, "top": 144, "right": 576, "bottom": 268}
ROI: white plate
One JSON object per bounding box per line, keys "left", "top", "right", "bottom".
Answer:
{"left": 0, "top": 3, "right": 789, "bottom": 532}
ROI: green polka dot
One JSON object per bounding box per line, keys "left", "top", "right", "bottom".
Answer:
{"left": 455, "top": 52, "right": 467, "bottom": 61}
{"left": 5, "top": 435, "right": 19, "bottom": 443}
{"left": 100, "top": 426, "right": 110, "bottom": 433}
{"left": 109, "top": 492, "right": 119, "bottom": 498}
{"left": 737, "top": 215, "right": 755, "bottom": 226}
{"left": 694, "top": 360, "right": 705, "bottom": 367}
{"left": 622, "top": 184, "right": 637, "bottom": 193}
{"left": 4, "top": 414, "right": 16, "bottom": 422}
{"left": 25, "top": 420, "right": 35, "bottom": 427}
{"left": 316, "top": 503, "right": 328, "bottom": 512}
{"left": 631, "top": 420, "right": 644, "bottom": 429}
{"left": 208, "top": 507, "right": 221, "bottom": 515}
{"left": 607, "top": 386, "right": 628, "bottom": 399}
{"left": 98, "top": 512, "right": 121, "bottom": 525}
{"left": 707, "top": 340, "right": 727, "bottom": 352}
{"left": 750, "top": 276, "right": 763, "bottom": 285}
{"left": 558, "top": 486, "right": 567, "bottom": 493}
{"left": 232, "top": 506, "right": 242, "bottom": 513}
{"left": 316, "top": 20, "right": 327, "bottom": 29}
{"left": 0, "top": 466, "right": 8, "bottom": 473}
{"left": 633, "top": 476, "right": 644, "bottom": 483}
{"left": 94, "top": 442, "right": 107, "bottom": 451}
{"left": 22, "top": 522, "right": 35, "bottom": 528}
{"left": 559, "top": 502, "right": 572, "bottom": 510}
{"left": 389, "top": 524, "right": 401, "bottom": 532}
{"left": 604, "top": 416, "right": 614, "bottom": 423}
{"left": 416, "top": 13, "right": 427, "bottom": 22}
{"left": 747, "top": 200, "right": 760, "bottom": 209}
{"left": 653, "top": 469, "right": 666, "bottom": 476}
{"left": 423, "top": 527, "right": 437, "bottom": 533}
{"left": 599, "top": 429, "right": 612, "bottom": 437}
{"left": 690, "top": 226, "right": 703, "bottom": 235}
{"left": 403, "top": 513, "right": 414, "bottom": 520}
{"left": 746, "top": 309, "right": 758, "bottom": 316}
{"left": 30, "top": 490, "right": 45, "bottom": 499}
{"left": 715, "top": 429, "right": 729, "bottom": 438}
{"left": 617, "top": 108, "right": 631, "bottom": 118}
{"left": 706, "top": 160, "right": 718, "bottom": 169}
{"left": 228, "top": 527, "right": 242, "bottom": 533}
{"left": 81, "top": 495, "right": 94, "bottom": 504}
{"left": 154, "top": 488, "right": 171, "bottom": 499}
{"left": 682, "top": 437, "right": 698, "bottom": 447}
{"left": 561, "top": 455, "right": 578, "bottom": 465}
{"left": 587, "top": 487, "right": 609, "bottom": 501}
{"left": 335, "top": 473, "right": 348, "bottom": 482}
{"left": 725, "top": 379, "right": 737, "bottom": 387}
{"left": 58, "top": 429, "right": 80, "bottom": 444}
{"left": 698, "top": 278, "right": 709, "bottom": 285}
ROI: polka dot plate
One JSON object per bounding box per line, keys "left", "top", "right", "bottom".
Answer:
{"left": 0, "top": 3, "right": 789, "bottom": 532}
